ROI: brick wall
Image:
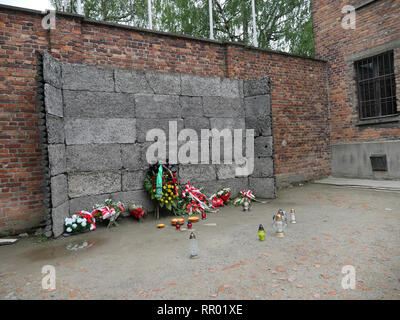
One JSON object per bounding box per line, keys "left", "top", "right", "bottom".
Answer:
{"left": 312, "top": 0, "right": 400, "bottom": 144}
{"left": 0, "top": 5, "right": 329, "bottom": 235}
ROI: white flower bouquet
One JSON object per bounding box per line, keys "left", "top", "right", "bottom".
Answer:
{"left": 64, "top": 211, "right": 96, "bottom": 234}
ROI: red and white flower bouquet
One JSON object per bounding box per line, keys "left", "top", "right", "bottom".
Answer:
{"left": 210, "top": 187, "right": 231, "bottom": 207}
{"left": 64, "top": 211, "right": 96, "bottom": 234}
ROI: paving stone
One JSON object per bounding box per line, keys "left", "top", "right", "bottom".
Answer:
{"left": 135, "top": 94, "right": 181, "bottom": 119}
{"left": 66, "top": 144, "right": 122, "bottom": 172}
{"left": 63, "top": 91, "right": 135, "bottom": 118}
{"left": 44, "top": 84, "right": 63, "bottom": 117}
{"left": 52, "top": 201, "right": 69, "bottom": 238}
{"left": 115, "top": 69, "right": 153, "bottom": 94}
{"left": 50, "top": 174, "right": 68, "bottom": 207}
{"left": 62, "top": 63, "right": 114, "bottom": 92}
{"left": 68, "top": 171, "right": 121, "bottom": 198}
{"left": 65, "top": 118, "right": 136, "bottom": 145}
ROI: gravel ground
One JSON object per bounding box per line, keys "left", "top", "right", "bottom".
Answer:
{"left": 0, "top": 183, "right": 399, "bottom": 300}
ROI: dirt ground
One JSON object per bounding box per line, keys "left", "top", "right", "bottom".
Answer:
{"left": 0, "top": 183, "right": 399, "bottom": 300}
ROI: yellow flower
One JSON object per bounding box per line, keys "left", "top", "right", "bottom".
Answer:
{"left": 153, "top": 189, "right": 156, "bottom": 193}
{"left": 165, "top": 200, "right": 169, "bottom": 204}
{"left": 160, "top": 199, "right": 164, "bottom": 202}
{"left": 168, "top": 197, "right": 172, "bottom": 200}
{"left": 163, "top": 186, "right": 166, "bottom": 189}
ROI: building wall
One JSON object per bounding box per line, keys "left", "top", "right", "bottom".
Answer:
{"left": 43, "top": 52, "right": 274, "bottom": 237}
{"left": 312, "top": 0, "right": 400, "bottom": 178}
{"left": 0, "top": 5, "right": 329, "bottom": 235}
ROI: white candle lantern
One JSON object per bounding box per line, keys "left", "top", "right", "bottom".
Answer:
{"left": 289, "top": 208, "right": 297, "bottom": 224}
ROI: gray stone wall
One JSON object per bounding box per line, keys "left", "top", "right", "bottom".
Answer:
{"left": 43, "top": 51, "right": 274, "bottom": 237}
{"left": 332, "top": 141, "right": 400, "bottom": 180}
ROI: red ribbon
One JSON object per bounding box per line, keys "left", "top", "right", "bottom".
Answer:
{"left": 240, "top": 190, "right": 255, "bottom": 199}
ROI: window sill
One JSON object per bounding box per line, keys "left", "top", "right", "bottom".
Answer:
{"left": 356, "top": 115, "right": 400, "bottom": 126}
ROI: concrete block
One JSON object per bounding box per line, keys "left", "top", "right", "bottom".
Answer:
{"left": 220, "top": 78, "right": 240, "bottom": 97}
{"left": 145, "top": 71, "right": 181, "bottom": 95}
{"left": 110, "top": 190, "right": 155, "bottom": 211}
{"left": 46, "top": 115, "right": 64, "bottom": 144}
{"left": 184, "top": 117, "right": 210, "bottom": 136}
{"left": 245, "top": 115, "right": 272, "bottom": 136}
{"left": 244, "top": 96, "right": 271, "bottom": 117}
{"left": 203, "top": 97, "right": 244, "bottom": 117}
{"left": 254, "top": 136, "right": 273, "bottom": 157}
{"left": 136, "top": 118, "right": 183, "bottom": 143}
{"left": 50, "top": 174, "right": 68, "bottom": 207}
{"left": 121, "top": 143, "right": 149, "bottom": 171}
{"left": 65, "top": 118, "right": 136, "bottom": 145}
{"left": 43, "top": 51, "right": 62, "bottom": 88}
{"left": 252, "top": 157, "right": 274, "bottom": 178}
{"left": 243, "top": 76, "right": 271, "bottom": 97}
{"left": 122, "top": 170, "right": 147, "bottom": 191}
{"left": 180, "top": 96, "right": 203, "bottom": 117}
{"left": 69, "top": 194, "right": 111, "bottom": 214}
{"left": 63, "top": 90, "right": 135, "bottom": 118}
{"left": 210, "top": 118, "right": 245, "bottom": 131}
{"left": 62, "top": 63, "right": 114, "bottom": 92}
{"left": 52, "top": 201, "right": 69, "bottom": 238}
{"left": 44, "top": 84, "right": 63, "bottom": 117}
{"left": 181, "top": 74, "right": 221, "bottom": 97}
{"left": 179, "top": 164, "right": 216, "bottom": 182}
{"left": 48, "top": 144, "right": 66, "bottom": 176}
{"left": 215, "top": 164, "right": 236, "bottom": 180}
{"left": 195, "top": 177, "right": 248, "bottom": 197}
{"left": 115, "top": 69, "right": 153, "bottom": 94}
{"left": 66, "top": 144, "right": 122, "bottom": 172}
{"left": 135, "top": 94, "right": 181, "bottom": 119}
{"left": 249, "top": 177, "right": 275, "bottom": 199}
{"left": 68, "top": 172, "right": 121, "bottom": 198}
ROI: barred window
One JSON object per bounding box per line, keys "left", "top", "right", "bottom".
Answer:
{"left": 355, "top": 51, "right": 397, "bottom": 120}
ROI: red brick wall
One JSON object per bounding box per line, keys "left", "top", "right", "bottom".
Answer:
{"left": 312, "top": 0, "right": 400, "bottom": 144}
{"left": 0, "top": 6, "right": 329, "bottom": 234}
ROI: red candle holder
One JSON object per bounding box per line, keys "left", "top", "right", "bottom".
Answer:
{"left": 201, "top": 212, "right": 206, "bottom": 220}
{"left": 187, "top": 221, "right": 192, "bottom": 229}
{"left": 175, "top": 222, "right": 181, "bottom": 230}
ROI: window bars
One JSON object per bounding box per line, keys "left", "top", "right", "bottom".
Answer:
{"left": 355, "top": 50, "right": 397, "bottom": 120}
